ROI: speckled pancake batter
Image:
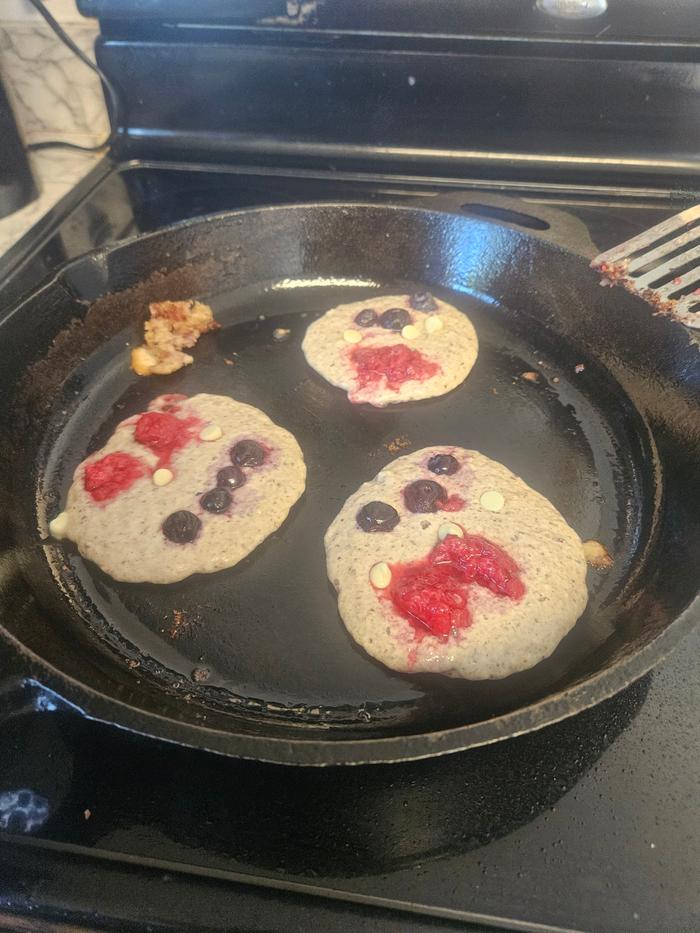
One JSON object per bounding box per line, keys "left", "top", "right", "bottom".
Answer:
{"left": 302, "top": 293, "right": 478, "bottom": 407}
{"left": 49, "top": 393, "right": 306, "bottom": 583}
{"left": 325, "top": 447, "right": 588, "bottom": 680}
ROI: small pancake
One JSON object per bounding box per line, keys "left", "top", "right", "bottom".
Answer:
{"left": 302, "top": 294, "right": 478, "bottom": 407}
{"left": 325, "top": 447, "right": 588, "bottom": 680}
{"left": 52, "top": 393, "right": 306, "bottom": 583}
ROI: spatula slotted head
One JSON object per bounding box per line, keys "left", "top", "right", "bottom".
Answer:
{"left": 591, "top": 204, "right": 700, "bottom": 329}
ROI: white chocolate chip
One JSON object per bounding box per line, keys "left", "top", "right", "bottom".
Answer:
{"left": 425, "top": 315, "right": 443, "bottom": 334}
{"left": 583, "top": 539, "right": 613, "bottom": 569}
{"left": 199, "top": 424, "right": 223, "bottom": 442}
{"left": 273, "top": 327, "right": 291, "bottom": 341}
{"left": 438, "top": 522, "right": 464, "bottom": 541}
{"left": 369, "top": 561, "right": 392, "bottom": 588}
{"left": 401, "top": 324, "right": 420, "bottom": 340}
{"left": 153, "top": 468, "right": 174, "bottom": 487}
{"left": 49, "top": 511, "right": 69, "bottom": 540}
{"left": 343, "top": 329, "right": 362, "bottom": 344}
{"left": 480, "top": 490, "right": 505, "bottom": 512}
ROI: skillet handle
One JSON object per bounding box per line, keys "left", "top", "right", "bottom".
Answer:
{"left": 413, "top": 190, "right": 598, "bottom": 258}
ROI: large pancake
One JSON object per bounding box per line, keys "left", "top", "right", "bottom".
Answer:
{"left": 53, "top": 393, "right": 306, "bottom": 583}
{"left": 301, "top": 294, "right": 478, "bottom": 407}
{"left": 325, "top": 447, "right": 588, "bottom": 680}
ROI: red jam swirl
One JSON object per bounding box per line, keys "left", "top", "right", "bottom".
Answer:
{"left": 84, "top": 452, "right": 145, "bottom": 502}
{"left": 350, "top": 344, "right": 440, "bottom": 392}
{"left": 157, "top": 393, "right": 188, "bottom": 413}
{"left": 134, "top": 410, "right": 201, "bottom": 469}
{"left": 387, "top": 531, "right": 525, "bottom": 641}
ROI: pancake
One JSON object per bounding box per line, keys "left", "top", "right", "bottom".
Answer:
{"left": 130, "top": 299, "right": 218, "bottom": 376}
{"left": 301, "top": 293, "right": 478, "bottom": 407}
{"left": 49, "top": 393, "right": 306, "bottom": 583}
{"left": 325, "top": 447, "right": 588, "bottom": 680}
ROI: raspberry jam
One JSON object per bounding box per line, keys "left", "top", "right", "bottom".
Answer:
{"left": 441, "top": 494, "right": 465, "bottom": 512}
{"left": 84, "top": 452, "right": 145, "bottom": 502}
{"left": 350, "top": 344, "right": 440, "bottom": 392}
{"left": 386, "top": 531, "right": 525, "bottom": 641}
{"left": 134, "top": 411, "right": 200, "bottom": 468}
{"left": 157, "top": 393, "right": 187, "bottom": 413}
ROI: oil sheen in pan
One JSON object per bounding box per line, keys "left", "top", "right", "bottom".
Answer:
{"left": 37, "top": 278, "right": 657, "bottom": 732}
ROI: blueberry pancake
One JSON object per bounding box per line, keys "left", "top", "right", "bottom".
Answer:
{"left": 48, "top": 393, "right": 306, "bottom": 583}
{"left": 325, "top": 447, "right": 588, "bottom": 680}
{"left": 302, "top": 293, "right": 478, "bottom": 407}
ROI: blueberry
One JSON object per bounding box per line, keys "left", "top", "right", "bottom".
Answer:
{"left": 201, "top": 488, "right": 231, "bottom": 513}
{"left": 404, "top": 480, "right": 446, "bottom": 513}
{"left": 409, "top": 291, "right": 438, "bottom": 312}
{"left": 379, "top": 308, "right": 412, "bottom": 331}
{"left": 231, "top": 439, "right": 265, "bottom": 467}
{"left": 356, "top": 501, "right": 400, "bottom": 533}
{"left": 217, "top": 465, "right": 246, "bottom": 490}
{"left": 162, "top": 510, "right": 201, "bottom": 543}
{"left": 427, "top": 453, "right": 459, "bottom": 475}
{"left": 354, "top": 308, "right": 379, "bottom": 327}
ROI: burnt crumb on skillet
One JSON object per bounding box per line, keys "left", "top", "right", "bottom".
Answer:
{"left": 22, "top": 259, "right": 228, "bottom": 420}
{"left": 168, "top": 609, "right": 200, "bottom": 640}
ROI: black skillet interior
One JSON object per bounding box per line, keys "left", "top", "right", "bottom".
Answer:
{"left": 1, "top": 203, "right": 698, "bottom": 759}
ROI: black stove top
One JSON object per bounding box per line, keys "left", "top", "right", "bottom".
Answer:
{"left": 0, "top": 161, "right": 698, "bottom": 933}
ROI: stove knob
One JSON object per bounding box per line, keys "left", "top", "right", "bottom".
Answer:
{"left": 536, "top": 0, "right": 607, "bottom": 18}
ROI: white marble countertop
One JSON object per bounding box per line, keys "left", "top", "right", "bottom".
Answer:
{"left": 0, "top": 147, "right": 101, "bottom": 258}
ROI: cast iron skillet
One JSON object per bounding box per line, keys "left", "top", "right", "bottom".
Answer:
{"left": 0, "top": 197, "right": 697, "bottom": 765}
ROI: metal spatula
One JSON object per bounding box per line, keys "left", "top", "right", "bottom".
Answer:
{"left": 591, "top": 204, "right": 700, "bottom": 329}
